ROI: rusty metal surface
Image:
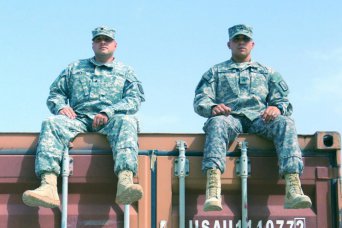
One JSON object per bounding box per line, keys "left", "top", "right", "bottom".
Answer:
{"left": 0, "top": 154, "right": 151, "bottom": 228}
{"left": 158, "top": 156, "right": 334, "bottom": 228}
{"left": 0, "top": 131, "right": 340, "bottom": 227}
{"left": 152, "top": 131, "right": 340, "bottom": 228}
{"left": 0, "top": 131, "right": 340, "bottom": 152}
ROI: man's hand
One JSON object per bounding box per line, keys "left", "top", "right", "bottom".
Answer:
{"left": 211, "top": 104, "right": 232, "bottom": 116}
{"left": 59, "top": 107, "right": 77, "bottom": 119}
{"left": 261, "top": 106, "right": 281, "bottom": 123}
{"left": 92, "top": 113, "right": 109, "bottom": 128}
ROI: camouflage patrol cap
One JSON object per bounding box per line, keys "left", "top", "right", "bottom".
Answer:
{"left": 228, "top": 24, "right": 253, "bottom": 40}
{"left": 92, "top": 26, "right": 116, "bottom": 40}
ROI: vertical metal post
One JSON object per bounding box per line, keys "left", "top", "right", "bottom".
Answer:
{"left": 61, "top": 150, "right": 70, "bottom": 228}
{"left": 239, "top": 141, "right": 249, "bottom": 228}
{"left": 150, "top": 150, "right": 157, "bottom": 228}
{"left": 124, "top": 204, "right": 130, "bottom": 228}
{"left": 339, "top": 148, "right": 342, "bottom": 228}
{"left": 176, "top": 140, "right": 188, "bottom": 228}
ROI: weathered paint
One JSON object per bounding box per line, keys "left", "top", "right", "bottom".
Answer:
{"left": 0, "top": 132, "right": 340, "bottom": 227}
{"left": 153, "top": 132, "right": 341, "bottom": 228}
{"left": 0, "top": 133, "right": 152, "bottom": 228}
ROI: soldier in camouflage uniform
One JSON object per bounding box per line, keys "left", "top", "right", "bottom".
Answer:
{"left": 194, "top": 24, "right": 312, "bottom": 211}
{"left": 22, "top": 26, "right": 145, "bottom": 208}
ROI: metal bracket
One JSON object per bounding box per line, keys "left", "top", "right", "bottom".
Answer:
{"left": 69, "top": 157, "right": 74, "bottom": 176}
{"left": 62, "top": 154, "right": 73, "bottom": 177}
{"left": 236, "top": 141, "right": 251, "bottom": 176}
{"left": 160, "top": 220, "right": 167, "bottom": 228}
{"left": 176, "top": 140, "right": 188, "bottom": 150}
{"left": 235, "top": 158, "right": 251, "bottom": 176}
{"left": 149, "top": 150, "right": 157, "bottom": 171}
{"left": 174, "top": 140, "right": 189, "bottom": 177}
{"left": 174, "top": 158, "right": 190, "bottom": 176}
{"left": 66, "top": 143, "right": 74, "bottom": 176}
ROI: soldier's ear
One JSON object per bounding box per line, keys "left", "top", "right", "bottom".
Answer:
{"left": 227, "top": 41, "right": 231, "bottom": 49}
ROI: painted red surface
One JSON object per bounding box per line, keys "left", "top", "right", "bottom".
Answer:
{"left": 0, "top": 132, "right": 340, "bottom": 227}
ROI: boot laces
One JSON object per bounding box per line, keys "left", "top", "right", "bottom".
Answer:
{"left": 120, "top": 171, "right": 132, "bottom": 185}
{"left": 288, "top": 175, "right": 302, "bottom": 195}
{"left": 208, "top": 170, "right": 219, "bottom": 198}
{"left": 122, "top": 172, "right": 130, "bottom": 180}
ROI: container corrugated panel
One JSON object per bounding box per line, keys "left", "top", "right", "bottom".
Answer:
{"left": 0, "top": 132, "right": 341, "bottom": 228}
{"left": 0, "top": 133, "right": 151, "bottom": 228}
{"left": 153, "top": 132, "right": 341, "bottom": 228}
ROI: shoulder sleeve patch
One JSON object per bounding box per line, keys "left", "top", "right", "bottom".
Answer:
{"left": 278, "top": 80, "right": 288, "bottom": 92}
{"left": 269, "top": 71, "right": 283, "bottom": 83}
{"left": 124, "top": 70, "right": 138, "bottom": 82}
{"left": 138, "top": 83, "right": 144, "bottom": 95}
{"left": 269, "top": 71, "right": 289, "bottom": 96}
{"left": 202, "top": 69, "right": 215, "bottom": 83}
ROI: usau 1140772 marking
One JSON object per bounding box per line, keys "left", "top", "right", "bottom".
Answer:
{"left": 188, "top": 218, "right": 306, "bottom": 228}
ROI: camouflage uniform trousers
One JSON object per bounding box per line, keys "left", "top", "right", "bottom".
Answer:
{"left": 35, "top": 114, "right": 139, "bottom": 177}
{"left": 202, "top": 115, "right": 303, "bottom": 177}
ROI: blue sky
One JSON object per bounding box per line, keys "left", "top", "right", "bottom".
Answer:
{"left": 0, "top": 1, "right": 341, "bottom": 137}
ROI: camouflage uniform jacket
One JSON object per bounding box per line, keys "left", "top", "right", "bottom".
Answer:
{"left": 194, "top": 59, "right": 292, "bottom": 120}
{"left": 47, "top": 57, "right": 145, "bottom": 120}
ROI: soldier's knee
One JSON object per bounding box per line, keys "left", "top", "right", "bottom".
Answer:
{"left": 275, "top": 115, "right": 295, "bottom": 126}
{"left": 43, "top": 115, "right": 62, "bottom": 125}
{"left": 41, "top": 115, "right": 70, "bottom": 130}
{"left": 208, "top": 115, "right": 226, "bottom": 124}
{"left": 113, "top": 114, "right": 137, "bottom": 122}
{"left": 111, "top": 114, "right": 138, "bottom": 128}
{"left": 205, "top": 115, "right": 229, "bottom": 130}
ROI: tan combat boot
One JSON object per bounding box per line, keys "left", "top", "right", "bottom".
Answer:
{"left": 284, "top": 173, "right": 312, "bottom": 209}
{"left": 115, "top": 170, "right": 143, "bottom": 205}
{"left": 22, "top": 172, "right": 60, "bottom": 208}
{"left": 203, "top": 168, "right": 223, "bottom": 211}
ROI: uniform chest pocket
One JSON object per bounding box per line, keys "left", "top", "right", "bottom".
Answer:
{"left": 98, "top": 75, "right": 125, "bottom": 103}
{"left": 217, "top": 71, "right": 239, "bottom": 98}
{"left": 70, "top": 71, "right": 91, "bottom": 103}
{"left": 250, "top": 69, "right": 268, "bottom": 101}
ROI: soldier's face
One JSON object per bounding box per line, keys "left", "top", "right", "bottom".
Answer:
{"left": 227, "top": 35, "right": 254, "bottom": 61}
{"left": 92, "top": 36, "right": 117, "bottom": 57}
